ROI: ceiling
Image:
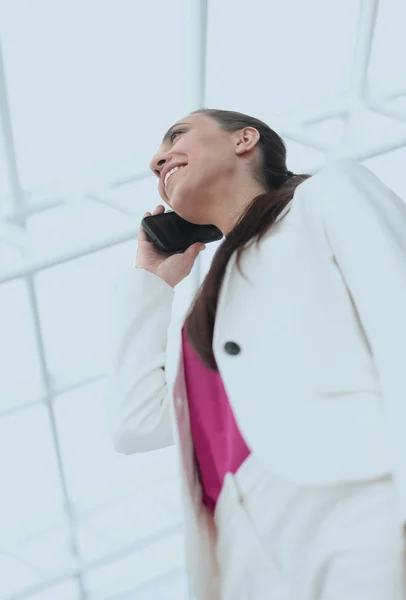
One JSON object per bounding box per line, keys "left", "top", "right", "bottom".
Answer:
{"left": 0, "top": 0, "right": 405, "bottom": 598}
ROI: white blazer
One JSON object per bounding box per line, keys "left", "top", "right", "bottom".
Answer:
{"left": 107, "top": 160, "right": 406, "bottom": 600}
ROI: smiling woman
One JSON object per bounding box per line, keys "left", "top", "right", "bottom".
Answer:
{"left": 109, "top": 107, "right": 406, "bottom": 600}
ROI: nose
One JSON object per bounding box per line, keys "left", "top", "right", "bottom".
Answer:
{"left": 149, "top": 153, "right": 168, "bottom": 178}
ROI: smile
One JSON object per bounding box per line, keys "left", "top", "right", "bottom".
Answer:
{"left": 164, "top": 165, "right": 187, "bottom": 188}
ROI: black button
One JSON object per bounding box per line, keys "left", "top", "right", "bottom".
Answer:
{"left": 224, "top": 341, "right": 241, "bottom": 355}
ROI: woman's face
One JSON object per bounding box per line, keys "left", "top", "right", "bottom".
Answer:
{"left": 149, "top": 113, "right": 239, "bottom": 224}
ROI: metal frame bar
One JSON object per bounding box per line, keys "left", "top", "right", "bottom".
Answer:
{"left": 0, "top": 37, "right": 88, "bottom": 600}
{"left": 0, "top": 39, "right": 25, "bottom": 225}
{"left": 0, "top": 226, "right": 137, "bottom": 285}
{"left": 187, "top": 0, "right": 209, "bottom": 292}
{"left": 0, "top": 373, "right": 105, "bottom": 419}
{"left": 2, "top": 526, "right": 183, "bottom": 600}
{"left": 1, "top": 0, "right": 405, "bottom": 598}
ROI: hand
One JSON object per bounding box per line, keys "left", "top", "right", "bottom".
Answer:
{"left": 135, "top": 205, "right": 206, "bottom": 288}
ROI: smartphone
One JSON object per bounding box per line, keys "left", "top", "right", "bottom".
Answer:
{"left": 141, "top": 210, "right": 223, "bottom": 253}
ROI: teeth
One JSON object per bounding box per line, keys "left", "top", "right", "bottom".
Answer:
{"left": 164, "top": 165, "right": 186, "bottom": 187}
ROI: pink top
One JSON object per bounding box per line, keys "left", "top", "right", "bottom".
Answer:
{"left": 181, "top": 325, "right": 251, "bottom": 514}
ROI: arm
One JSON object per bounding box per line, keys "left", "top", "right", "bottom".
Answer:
{"left": 106, "top": 267, "right": 175, "bottom": 454}
{"left": 319, "top": 160, "right": 406, "bottom": 520}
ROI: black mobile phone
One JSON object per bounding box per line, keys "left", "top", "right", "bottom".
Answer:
{"left": 141, "top": 210, "right": 223, "bottom": 253}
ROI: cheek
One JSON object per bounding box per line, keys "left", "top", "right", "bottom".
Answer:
{"left": 203, "top": 144, "right": 233, "bottom": 174}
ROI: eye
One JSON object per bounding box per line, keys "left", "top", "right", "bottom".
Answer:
{"left": 169, "top": 128, "right": 185, "bottom": 142}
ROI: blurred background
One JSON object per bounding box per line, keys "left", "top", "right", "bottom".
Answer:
{"left": 0, "top": 0, "right": 405, "bottom": 598}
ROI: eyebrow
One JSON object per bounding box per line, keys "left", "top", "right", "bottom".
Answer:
{"left": 162, "top": 122, "right": 191, "bottom": 143}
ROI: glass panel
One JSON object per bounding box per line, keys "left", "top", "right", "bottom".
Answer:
{"left": 283, "top": 139, "right": 325, "bottom": 172}
{"left": 26, "top": 580, "right": 81, "bottom": 600}
{"left": 17, "top": 517, "right": 76, "bottom": 574}
{"left": 0, "top": 240, "right": 26, "bottom": 278}
{"left": 84, "top": 533, "right": 186, "bottom": 599}
{"left": 26, "top": 198, "right": 135, "bottom": 260}
{"left": 389, "top": 96, "right": 406, "bottom": 115}
{"left": 0, "top": 516, "right": 78, "bottom": 597}
{"left": 34, "top": 241, "right": 135, "bottom": 384}
{"left": 0, "top": 554, "right": 44, "bottom": 598}
{"left": 54, "top": 379, "right": 180, "bottom": 516}
{"left": 76, "top": 493, "right": 182, "bottom": 564}
{"left": 101, "top": 175, "right": 163, "bottom": 217}
{"left": 0, "top": 133, "right": 11, "bottom": 218}
{"left": 363, "top": 147, "right": 406, "bottom": 201}
{"left": 0, "top": 405, "right": 65, "bottom": 538}
{"left": 206, "top": 0, "right": 360, "bottom": 114}
{"left": 114, "top": 571, "right": 188, "bottom": 600}
{"left": 0, "top": 280, "right": 44, "bottom": 412}
{"left": 302, "top": 117, "right": 345, "bottom": 150}
{"left": 0, "top": 0, "right": 196, "bottom": 190}
{"left": 368, "top": 0, "right": 406, "bottom": 89}
{"left": 344, "top": 109, "right": 406, "bottom": 156}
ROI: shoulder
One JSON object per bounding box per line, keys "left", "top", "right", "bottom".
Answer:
{"left": 301, "top": 160, "right": 406, "bottom": 233}
{"left": 288, "top": 159, "right": 404, "bottom": 238}
{"left": 303, "top": 159, "right": 394, "bottom": 214}
{"left": 289, "top": 160, "right": 368, "bottom": 221}
{"left": 291, "top": 160, "right": 368, "bottom": 209}
{"left": 310, "top": 159, "right": 373, "bottom": 191}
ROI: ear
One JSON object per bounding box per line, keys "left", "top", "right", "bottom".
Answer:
{"left": 234, "top": 127, "right": 260, "bottom": 155}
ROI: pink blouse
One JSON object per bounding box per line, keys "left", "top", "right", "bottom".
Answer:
{"left": 181, "top": 325, "right": 251, "bottom": 514}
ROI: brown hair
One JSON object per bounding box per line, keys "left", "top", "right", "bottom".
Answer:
{"left": 184, "top": 109, "right": 311, "bottom": 371}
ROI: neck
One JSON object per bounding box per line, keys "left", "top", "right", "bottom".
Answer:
{"left": 210, "top": 175, "right": 266, "bottom": 236}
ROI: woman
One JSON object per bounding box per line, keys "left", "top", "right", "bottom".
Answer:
{"left": 107, "top": 109, "right": 406, "bottom": 599}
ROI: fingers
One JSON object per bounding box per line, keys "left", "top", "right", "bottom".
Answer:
{"left": 153, "top": 205, "right": 165, "bottom": 215}
{"left": 194, "top": 242, "right": 206, "bottom": 251}
{"left": 185, "top": 242, "right": 206, "bottom": 257}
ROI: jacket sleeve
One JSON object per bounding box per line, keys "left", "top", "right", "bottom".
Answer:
{"left": 106, "top": 267, "right": 175, "bottom": 454}
{"left": 318, "top": 160, "right": 406, "bottom": 521}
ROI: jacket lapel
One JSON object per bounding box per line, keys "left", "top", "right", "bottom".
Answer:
{"left": 214, "top": 200, "right": 293, "bottom": 346}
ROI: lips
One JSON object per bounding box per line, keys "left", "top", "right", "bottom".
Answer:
{"left": 163, "top": 164, "right": 187, "bottom": 197}
{"left": 167, "top": 167, "right": 182, "bottom": 187}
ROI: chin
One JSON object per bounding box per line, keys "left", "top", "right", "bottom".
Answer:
{"left": 169, "top": 193, "right": 203, "bottom": 224}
